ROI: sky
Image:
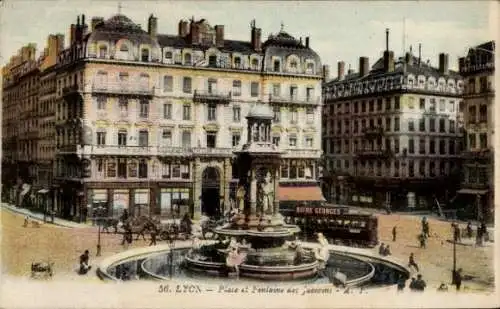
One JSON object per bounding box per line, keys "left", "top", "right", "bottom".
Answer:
{"left": 0, "top": 0, "right": 496, "bottom": 73}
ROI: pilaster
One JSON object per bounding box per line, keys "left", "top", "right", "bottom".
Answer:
{"left": 193, "top": 158, "right": 202, "bottom": 219}
{"left": 223, "top": 158, "right": 232, "bottom": 214}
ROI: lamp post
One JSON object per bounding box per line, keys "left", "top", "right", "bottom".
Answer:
{"left": 168, "top": 234, "right": 175, "bottom": 279}
{"left": 95, "top": 205, "right": 106, "bottom": 257}
{"left": 451, "top": 224, "right": 458, "bottom": 284}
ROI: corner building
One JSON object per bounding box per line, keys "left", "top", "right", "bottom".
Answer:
{"left": 54, "top": 14, "right": 325, "bottom": 221}
{"left": 322, "top": 34, "right": 464, "bottom": 211}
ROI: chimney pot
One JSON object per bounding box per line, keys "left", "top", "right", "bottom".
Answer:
{"left": 322, "top": 64, "right": 330, "bottom": 82}
{"left": 148, "top": 14, "right": 158, "bottom": 37}
{"left": 215, "top": 25, "right": 225, "bottom": 47}
{"left": 305, "top": 37, "right": 310, "bottom": 48}
{"left": 337, "top": 61, "right": 345, "bottom": 80}
{"left": 359, "top": 57, "right": 369, "bottom": 77}
{"left": 251, "top": 26, "right": 262, "bottom": 51}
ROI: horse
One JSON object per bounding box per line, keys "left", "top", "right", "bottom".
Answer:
{"left": 101, "top": 218, "right": 120, "bottom": 234}
{"left": 124, "top": 216, "right": 155, "bottom": 241}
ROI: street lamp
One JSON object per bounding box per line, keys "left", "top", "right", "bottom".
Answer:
{"left": 451, "top": 223, "right": 459, "bottom": 284}
{"left": 168, "top": 233, "right": 175, "bottom": 279}
{"left": 95, "top": 205, "right": 106, "bottom": 257}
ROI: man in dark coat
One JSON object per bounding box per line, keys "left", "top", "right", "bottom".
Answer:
{"left": 408, "top": 253, "right": 419, "bottom": 272}
{"left": 79, "top": 250, "right": 91, "bottom": 275}
{"left": 454, "top": 268, "right": 463, "bottom": 291}
{"left": 392, "top": 226, "right": 397, "bottom": 242}
{"left": 149, "top": 227, "right": 157, "bottom": 246}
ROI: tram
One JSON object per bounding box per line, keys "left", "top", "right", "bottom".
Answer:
{"left": 280, "top": 203, "right": 379, "bottom": 248}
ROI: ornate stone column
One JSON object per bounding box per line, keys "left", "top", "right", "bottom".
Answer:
{"left": 273, "top": 167, "right": 280, "bottom": 216}
{"left": 250, "top": 169, "right": 257, "bottom": 215}
{"left": 223, "top": 158, "right": 232, "bottom": 215}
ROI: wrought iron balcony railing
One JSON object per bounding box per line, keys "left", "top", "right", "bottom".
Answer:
{"left": 92, "top": 83, "right": 153, "bottom": 96}
{"left": 193, "top": 90, "right": 231, "bottom": 104}
{"left": 268, "top": 94, "right": 320, "bottom": 105}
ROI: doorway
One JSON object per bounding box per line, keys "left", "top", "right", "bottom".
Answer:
{"left": 201, "top": 167, "right": 221, "bottom": 217}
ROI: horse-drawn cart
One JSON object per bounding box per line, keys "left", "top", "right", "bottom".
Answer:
{"left": 31, "top": 262, "right": 54, "bottom": 279}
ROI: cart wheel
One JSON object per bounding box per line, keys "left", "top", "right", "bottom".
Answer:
{"left": 160, "top": 231, "right": 169, "bottom": 240}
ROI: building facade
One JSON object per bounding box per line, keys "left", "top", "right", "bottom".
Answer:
{"left": 322, "top": 32, "right": 464, "bottom": 211}
{"left": 50, "top": 14, "right": 325, "bottom": 221}
{"left": 457, "top": 41, "right": 495, "bottom": 222}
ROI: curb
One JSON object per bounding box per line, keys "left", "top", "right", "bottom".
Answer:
{"left": 1, "top": 203, "right": 87, "bottom": 229}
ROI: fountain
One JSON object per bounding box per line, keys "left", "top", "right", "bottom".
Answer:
{"left": 184, "top": 103, "right": 320, "bottom": 280}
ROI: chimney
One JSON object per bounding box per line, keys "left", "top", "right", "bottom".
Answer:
{"left": 56, "top": 34, "right": 65, "bottom": 51}
{"left": 70, "top": 24, "right": 76, "bottom": 44}
{"left": 148, "top": 14, "right": 158, "bottom": 38}
{"left": 383, "top": 51, "right": 395, "bottom": 73}
{"left": 215, "top": 25, "right": 225, "bottom": 47}
{"left": 418, "top": 43, "right": 422, "bottom": 66}
{"left": 359, "top": 57, "right": 369, "bottom": 77}
{"left": 337, "top": 61, "right": 345, "bottom": 80}
{"left": 250, "top": 19, "right": 262, "bottom": 52}
{"left": 81, "top": 14, "right": 89, "bottom": 36}
{"left": 405, "top": 52, "right": 412, "bottom": 65}
{"left": 322, "top": 64, "right": 330, "bottom": 82}
{"left": 91, "top": 17, "right": 104, "bottom": 31}
{"left": 439, "top": 53, "right": 449, "bottom": 75}
{"left": 190, "top": 20, "right": 200, "bottom": 44}
{"left": 305, "top": 37, "right": 310, "bottom": 48}
{"left": 385, "top": 28, "right": 389, "bottom": 51}
{"left": 459, "top": 57, "right": 465, "bottom": 72}
{"left": 178, "top": 20, "right": 189, "bottom": 37}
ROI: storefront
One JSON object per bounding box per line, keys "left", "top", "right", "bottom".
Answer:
{"left": 112, "top": 189, "right": 129, "bottom": 217}
{"left": 159, "top": 187, "right": 190, "bottom": 218}
{"left": 133, "top": 189, "right": 150, "bottom": 217}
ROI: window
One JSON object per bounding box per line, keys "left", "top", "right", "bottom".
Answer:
{"left": 429, "top": 118, "right": 435, "bottom": 132}
{"left": 449, "top": 140, "right": 455, "bottom": 155}
{"left": 305, "top": 137, "right": 313, "bottom": 148}
{"left": 207, "top": 104, "right": 217, "bottom": 121}
{"left": 409, "top": 138, "right": 414, "bottom": 154}
{"left": 419, "top": 98, "right": 425, "bottom": 110}
{"left": 281, "top": 163, "right": 289, "bottom": 178}
{"left": 183, "top": 77, "right": 192, "bottom": 93}
{"left": 429, "top": 99, "right": 436, "bottom": 112}
{"left": 479, "top": 133, "right": 487, "bottom": 149}
{"left": 163, "top": 76, "right": 173, "bottom": 92}
{"left": 394, "top": 160, "right": 400, "bottom": 177}
{"left": 165, "top": 51, "right": 173, "bottom": 61}
{"left": 183, "top": 104, "right": 191, "bottom": 120}
{"left": 272, "top": 84, "right": 281, "bottom": 97}
{"left": 138, "top": 130, "right": 149, "bottom": 147}
{"left": 232, "top": 80, "right": 242, "bottom": 96}
{"left": 418, "top": 137, "right": 425, "bottom": 154}
{"left": 138, "top": 159, "right": 148, "bottom": 178}
{"left": 289, "top": 108, "right": 298, "bottom": 124}
{"left": 354, "top": 101, "right": 359, "bottom": 113}
{"left": 409, "top": 161, "right": 415, "bottom": 177}
{"left": 182, "top": 131, "right": 191, "bottom": 147}
{"left": 439, "top": 140, "right": 446, "bottom": 154}
{"left": 429, "top": 140, "right": 436, "bottom": 154}
{"left": 306, "top": 87, "right": 314, "bottom": 102}
{"left": 232, "top": 133, "right": 241, "bottom": 147}
{"left": 172, "top": 164, "right": 181, "bottom": 178}
{"left": 233, "top": 106, "right": 241, "bottom": 122}
{"left": 439, "top": 99, "right": 446, "bottom": 112}
{"left": 140, "top": 48, "right": 150, "bottom": 62}
{"left": 251, "top": 82, "right": 259, "bottom": 97}
{"left": 429, "top": 161, "right": 436, "bottom": 177}
{"left": 107, "top": 160, "right": 116, "bottom": 178}
{"left": 408, "top": 97, "right": 415, "bottom": 109}
{"left": 438, "top": 118, "right": 445, "bottom": 133}
{"left": 118, "top": 158, "right": 127, "bottom": 179}
{"left": 306, "top": 62, "right": 314, "bottom": 74}
{"left": 394, "top": 117, "right": 400, "bottom": 132}
{"left": 289, "top": 135, "right": 297, "bottom": 147}
{"left": 118, "top": 130, "right": 127, "bottom": 146}
{"left": 272, "top": 136, "right": 280, "bottom": 146}
{"left": 99, "top": 46, "right": 107, "bottom": 58}
{"left": 234, "top": 57, "right": 241, "bottom": 68}
{"left": 119, "top": 97, "right": 128, "bottom": 114}
{"left": 419, "top": 160, "right": 425, "bottom": 177}
{"left": 394, "top": 96, "right": 400, "bottom": 110}
{"left": 139, "top": 99, "right": 149, "bottom": 118}
{"left": 162, "top": 130, "right": 172, "bottom": 146}
{"left": 208, "top": 55, "right": 217, "bottom": 67}
{"left": 479, "top": 105, "right": 487, "bottom": 123}
{"left": 290, "top": 85, "right": 298, "bottom": 100}
{"left": 206, "top": 132, "right": 217, "bottom": 148}
{"left": 184, "top": 53, "right": 192, "bottom": 65}
{"left": 306, "top": 107, "right": 314, "bottom": 124}
{"left": 181, "top": 164, "right": 190, "bottom": 179}
{"left": 362, "top": 101, "right": 367, "bottom": 113}
{"left": 273, "top": 106, "right": 281, "bottom": 123}
{"left": 96, "top": 131, "right": 106, "bottom": 145}
{"left": 118, "top": 72, "right": 129, "bottom": 83}
{"left": 384, "top": 98, "right": 391, "bottom": 111}
{"left": 273, "top": 60, "right": 280, "bottom": 72}
{"left": 97, "top": 96, "right": 106, "bottom": 110}
{"left": 251, "top": 58, "right": 259, "bottom": 70}
{"left": 163, "top": 102, "right": 172, "bottom": 119}
{"left": 368, "top": 100, "right": 374, "bottom": 112}
{"left": 208, "top": 78, "right": 217, "bottom": 94}
{"left": 408, "top": 119, "right": 414, "bottom": 132}
{"left": 449, "top": 119, "right": 455, "bottom": 133}
{"left": 385, "top": 117, "right": 391, "bottom": 131}
{"left": 394, "top": 138, "right": 400, "bottom": 153}
{"left": 448, "top": 101, "right": 455, "bottom": 112}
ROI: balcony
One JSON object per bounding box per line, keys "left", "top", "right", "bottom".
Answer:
{"left": 62, "top": 84, "right": 83, "bottom": 98}
{"left": 355, "top": 148, "right": 392, "bottom": 159}
{"left": 57, "top": 144, "right": 78, "bottom": 154}
{"left": 192, "top": 147, "right": 233, "bottom": 157}
{"left": 362, "top": 126, "right": 385, "bottom": 139}
{"left": 157, "top": 146, "right": 192, "bottom": 157}
{"left": 92, "top": 83, "right": 153, "bottom": 97}
{"left": 268, "top": 94, "right": 320, "bottom": 105}
{"left": 462, "top": 149, "right": 493, "bottom": 160}
{"left": 193, "top": 90, "right": 231, "bottom": 104}
{"left": 91, "top": 145, "right": 155, "bottom": 156}
{"left": 282, "top": 148, "right": 322, "bottom": 158}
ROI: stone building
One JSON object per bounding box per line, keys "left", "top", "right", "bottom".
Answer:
{"left": 49, "top": 14, "right": 324, "bottom": 221}
{"left": 456, "top": 41, "right": 495, "bottom": 222}
{"left": 322, "top": 30, "right": 464, "bottom": 211}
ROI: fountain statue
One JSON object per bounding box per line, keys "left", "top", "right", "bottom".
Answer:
{"left": 184, "top": 103, "right": 320, "bottom": 280}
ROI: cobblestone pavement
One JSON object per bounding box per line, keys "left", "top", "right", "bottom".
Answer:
{"left": 0, "top": 209, "right": 494, "bottom": 292}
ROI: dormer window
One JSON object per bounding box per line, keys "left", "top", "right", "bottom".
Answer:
{"left": 99, "top": 46, "right": 107, "bottom": 58}
{"left": 141, "top": 48, "right": 149, "bottom": 62}
{"left": 208, "top": 55, "right": 217, "bottom": 67}
{"left": 165, "top": 51, "right": 173, "bottom": 60}
{"left": 273, "top": 60, "right": 280, "bottom": 72}
{"left": 251, "top": 58, "right": 259, "bottom": 70}
{"left": 234, "top": 56, "right": 241, "bottom": 68}
{"left": 290, "top": 60, "right": 298, "bottom": 70}
{"left": 119, "top": 44, "right": 128, "bottom": 52}
{"left": 306, "top": 62, "right": 314, "bottom": 74}
{"left": 184, "top": 53, "right": 192, "bottom": 65}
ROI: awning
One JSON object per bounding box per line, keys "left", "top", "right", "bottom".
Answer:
{"left": 457, "top": 188, "right": 489, "bottom": 195}
{"left": 278, "top": 186, "right": 326, "bottom": 202}
{"left": 37, "top": 189, "right": 49, "bottom": 194}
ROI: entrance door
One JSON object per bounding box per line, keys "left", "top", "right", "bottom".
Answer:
{"left": 201, "top": 167, "right": 220, "bottom": 217}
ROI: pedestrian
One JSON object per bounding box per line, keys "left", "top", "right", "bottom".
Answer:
{"left": 422, "top": 217, "right": 430, "bottom": 238}
{"left": 149, "top": 227, "right": 157, "bottom": 246}
{"left": 454, "top": 268, "right": 463, "bottom": 291}
{"left": 378, "top": 243, "right": 385, "bottom": 255}
{"left": 409, "top": 277, "right": 417, "bottom": 291}
{"left": 78, "top": 250, "right": 92, "bottom": 275}
{"left": 383, "top": 245, "right": 392, "bottom": 256}
{"left": 414, "top": 274, "right": 427, "bottom": 291}
{"left": 418, "top": 233, "right": 426, "bottom": 248}
{"left": 466, "top": 222, "right": 473, "bottom": 238}
{"left": 408, "top": 253, "right": 419, "bottom": 272}
{"left": 397, "top": 277, "right": 406, "bottom": 292}
{"left": 392, "top": 226, "right": 397, "bottom": 242}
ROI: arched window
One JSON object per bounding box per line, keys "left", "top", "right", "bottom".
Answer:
{"left": 184, "top": 53, "right": 192, "bottom": 65}
{"left": 119, "top": 44, "right": 128, "bottom": 52}
{"left": 141, "top": 48, "right": 149, "bottom": 62}
{"left": 165, "top": 51, "right": 173, "bottom": 60}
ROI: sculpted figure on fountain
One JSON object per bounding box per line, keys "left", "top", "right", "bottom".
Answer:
{"left": 259, "top": 170, "right": 274, "bottom": 215}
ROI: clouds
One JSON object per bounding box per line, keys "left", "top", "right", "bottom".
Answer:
{"left": 0, "top": 0, "right": 495, "bottom": 74}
